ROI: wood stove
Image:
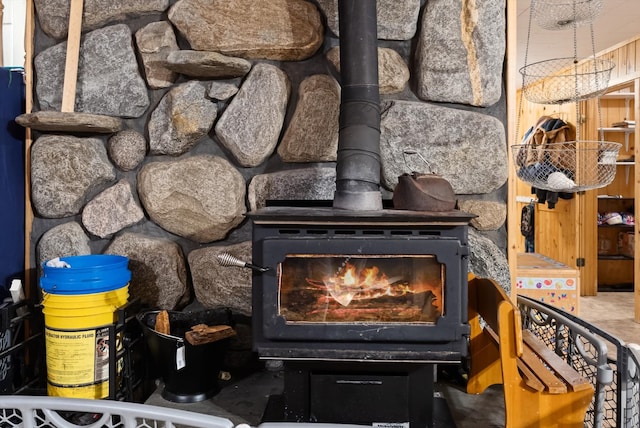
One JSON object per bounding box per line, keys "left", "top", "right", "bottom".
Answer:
{"left": 248, "top": 205, "right": 473, "bottom": 427}
{"left": 245, "top": 2, "right": 471, "bottom": 425}
{"left": 250, "top": 205, "right": 472, "bottom": 362}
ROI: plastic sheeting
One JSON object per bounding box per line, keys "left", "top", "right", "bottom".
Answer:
{"left": 0, "top": 68, "right": 25, "bottom": 297}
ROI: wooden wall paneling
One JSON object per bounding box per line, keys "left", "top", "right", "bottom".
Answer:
{"left": 607, "top": 38, "right": 640, "bottom": 88}
{"left": 534, "top": 200, "right": 579, "bottom": 266}
{"left": 576, "top": 99, "right": 598, "bottom": 295}
{"left": 507, "top": 0, "right": 517, "bottom": 299}
{"left": 607, "top": 49, "right": 621, "bottom": 83}
{"left": 579, "top": 186, "right": 598, "bottom": 295}
{"left": 635, "top": 40, "right": 640, "bottom": 76}
{"left": 514, "top": 99, "right": 579, "bottom": 271}
{"left": 512, "top": 85, "right": 583, "bottom": 290}
{"left": 634, "top": 78, "right": 640, "bottom": 323}
{"left": 621, "top": 41, "right": 636, "bottom": 77}
{"left": 616, "top": 43, "right": 628, "bottom": 77}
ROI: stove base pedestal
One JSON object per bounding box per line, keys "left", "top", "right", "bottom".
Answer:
{"left": 272, "top": 361, "right": 442, "bottom": 428}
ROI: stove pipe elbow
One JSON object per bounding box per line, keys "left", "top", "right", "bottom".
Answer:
{"left": 333, "top": 0, "right": 383, "bottom": 211}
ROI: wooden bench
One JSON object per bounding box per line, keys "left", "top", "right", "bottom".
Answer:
{"left": 466, "top": 275, "right": 594, "bottom": 428}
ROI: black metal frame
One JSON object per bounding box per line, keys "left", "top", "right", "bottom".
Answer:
{"left": 107, "top": 299, "right": 149, "bottom": 402}
{"left": 249, "top": 206, "right": 473, "bottom": 362}
{"left": 279, "top": 360, "right": 434, "bottom": 426}
{"left": 0, "top": 297, "right": 149, "bottom": 402}
{"left": 517, "top": 295, "right": 640, "bottom": 427}
{"left": 0, "top": 299, "right": 46, "bottom": 395}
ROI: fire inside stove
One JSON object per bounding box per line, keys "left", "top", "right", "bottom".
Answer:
{"left": 278, "top": 255, "right": 444, "bottom": 323}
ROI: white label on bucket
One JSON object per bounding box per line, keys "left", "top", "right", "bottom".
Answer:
{"left": 45, "top": 327, "right": 98, "bottom": 384}
{"left": 176, "top": 344, "right": 186, "bottom": 370}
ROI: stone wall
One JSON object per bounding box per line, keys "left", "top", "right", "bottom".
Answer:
{"left": 28, "top": 0, "right": 511, "bottom": 315}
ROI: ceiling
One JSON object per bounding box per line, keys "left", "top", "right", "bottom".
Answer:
{"left": 516, "top": 0, "right": 640, "bottom": 73}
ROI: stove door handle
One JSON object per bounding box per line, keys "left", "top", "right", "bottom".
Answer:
{"left": 245, "top": 263, "right": 270, "bottom": 273}
{"left": 217, "top": 252, "right": 270, "bottom": 272}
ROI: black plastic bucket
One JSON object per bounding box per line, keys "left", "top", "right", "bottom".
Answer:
{"left": 138, "top": 309, "right": 233, "bottom": 403}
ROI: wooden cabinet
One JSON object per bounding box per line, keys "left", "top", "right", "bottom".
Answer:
{"left": 516, "top": 252, "right": 580, "bottom": 314}
{"left": 587, "top": 85, "right": 637, "bottom": 292}
{"left": 597, "top": 197, "right": 635, "bottom": 289}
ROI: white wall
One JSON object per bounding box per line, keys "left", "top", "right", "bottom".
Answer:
{"left": 2, "top": 0, "right": 26, "bottom": 67}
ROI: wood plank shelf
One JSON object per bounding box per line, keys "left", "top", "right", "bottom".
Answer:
{"left": 598, "top": 255, "right": 634, "bottom": 260}
{"left": 598, "top": 127, "right": 635, "bottom": 132}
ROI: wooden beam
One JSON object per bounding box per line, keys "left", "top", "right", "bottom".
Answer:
{"left": 60, "top": 0, "right": 83, "bottom": 112}
{"left": 635, "top": 77, "right": 640, "bottom": 323}
{"left": 506, "top": 0, "right": 518, "bottom": 300}
{"left": 24, "top": 0, "right": 34, "bottom": 296}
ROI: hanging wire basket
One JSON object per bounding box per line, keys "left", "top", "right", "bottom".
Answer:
{"left": 531, "top": 0, "right": 603, "bottom": 30}
{"left": 512, "top": 140, "right": 622, "bottom": 192}
{"left": 520, "top": 57, "right": 614, "bottom": 104}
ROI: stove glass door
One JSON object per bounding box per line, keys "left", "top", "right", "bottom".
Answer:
{"left": 278, "top": 255, "right": 444, "bottom": 324}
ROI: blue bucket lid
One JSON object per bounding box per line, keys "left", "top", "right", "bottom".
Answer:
{"left": 40, "top": 254, "right": 131, "bottom": 295}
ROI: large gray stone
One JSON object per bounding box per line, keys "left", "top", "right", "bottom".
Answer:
{"left": 208, "top": 82, "right": 239, "bottom": 101}
{"left": 34, "top": 0, "right": 169, "bottom": 40}
{"left": 326, "top": 47, "right": 409, "bottom": 95}
{"left": 316, "top": 0, "right": 421, "bottom": 40}
{"left": 82, "top": 180, "right": 145, "bottom": 239}
{"left": 148, "top": 81, "right": 217, "bottom": 156}
{"left": 469, "top": 229, "right": 511, "bottom": 294}
{"left": 248, "top": 167, "right": 336, "bottom": 211}
{"left": 137, "top": 156, "right": 246, "bottom": 243}
{"left": 106, "top": 232, "right": 189, "bottom": 310}
{"left": 164, "top": 50, "right": 252, "bottom": 79}
{"left": 189, "top": 241, "right": 253, "bottom": 316}
{"left": 107, "top": 129, "right": 147, "bottom": 172}
{"left": 36, "top": 222, "right": 91, "bottom": 268}
{"left": 34, "top": 24, "right": 150, "bottom": 118}
{"left": 135, "top": 21, "right": 179, "bottom": 89}
{"left": 379, "top": 100, "right": 508, "bottom": 194}
{"left": 458, "top": 199, "right": 506, "bottom": 231}
{"left": 416, "top": 0, "right": 506, "bottom": 107}
{"left": 278, "top": 74, "right": 340, "bottom": 163}
{"left": 215, "top": 63, "right": 290, "bottom": 167}
{"left": 168, "top": 0, "right": 323, "bottom": 61}
{"left": 31, "top": 135, "right": 116, "bottom": 218}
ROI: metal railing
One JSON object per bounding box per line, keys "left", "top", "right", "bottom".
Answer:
{"left": 518, "top": 295, "right": 640, "bottom": 427}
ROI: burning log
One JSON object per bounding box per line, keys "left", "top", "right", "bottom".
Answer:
{"left": 185, "top": 324, "right": 236, "bottom": 346}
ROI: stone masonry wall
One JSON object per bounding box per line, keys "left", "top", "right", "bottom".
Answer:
{"left": 28, "top": 0, "right": 511, "bottom": 317}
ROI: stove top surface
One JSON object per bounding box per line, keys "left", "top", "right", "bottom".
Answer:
{"left": 248, "top": 205, "right": 475, "bottom": 224}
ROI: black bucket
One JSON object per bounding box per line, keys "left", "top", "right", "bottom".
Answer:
{"left": 138, "top": 309, "right": 233, "bottom": 403}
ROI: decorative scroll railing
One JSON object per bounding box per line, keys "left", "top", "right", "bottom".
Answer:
{"left": 518, "top": 295, "right": 640, "bottom": 427}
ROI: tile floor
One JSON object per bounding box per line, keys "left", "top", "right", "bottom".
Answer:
{"left": 579, "top": 292, "right": 640, "bottom": 345}
{"left": 145, "top": 366, "right": 506, "bottom": 428}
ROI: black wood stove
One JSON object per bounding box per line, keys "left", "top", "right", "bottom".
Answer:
{"left": 247, "top": 2, "right": 472, "bottom": 425}
{"left": 248, "top": 205, "right": 473, "bottom": 427}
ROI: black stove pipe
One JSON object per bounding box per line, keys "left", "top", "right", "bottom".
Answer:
{"left": 333, "top": 0, "right": 383, "bottom": 211}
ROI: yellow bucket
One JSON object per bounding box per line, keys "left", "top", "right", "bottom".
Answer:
{"left": 40, "top": 255, "right": 131, "bottom": 399}
{"left": 42, "top": 286, "right": 129, "bottom": 328}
